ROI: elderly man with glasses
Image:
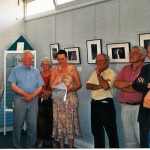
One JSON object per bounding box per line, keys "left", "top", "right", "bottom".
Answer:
{"left": 113, "top": 46, "right": 147, "bottom": 148}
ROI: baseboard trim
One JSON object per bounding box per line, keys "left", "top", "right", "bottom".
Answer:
{"left": 64, "top": 138, "right": 93, "bottom": 148}
{"left": 74, "top": 139, "right": 93, "bottom": 148}
{"left": 0, "top": 126, "right": 13, "bottom": 134}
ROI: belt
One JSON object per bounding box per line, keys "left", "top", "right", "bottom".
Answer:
{"left": 92, "top": 98, "right": 112, "bottom": 104}
{"left": 125, "top": 102, "right": 141, "bottom": 105}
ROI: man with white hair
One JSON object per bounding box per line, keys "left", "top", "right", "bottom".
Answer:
{"left": 8, "top": 50, "right": 44, "bottom": 148}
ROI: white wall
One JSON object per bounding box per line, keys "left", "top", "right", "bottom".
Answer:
{"left": 0, "top": 0, "right": 24, "bottom": 71}
{"left": 24, "top": 0, "right": 150, "bottom": 148}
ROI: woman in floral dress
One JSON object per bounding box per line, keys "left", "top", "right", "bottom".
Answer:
{"left": 50, "top": 50, "right": 82, "bottom": 148}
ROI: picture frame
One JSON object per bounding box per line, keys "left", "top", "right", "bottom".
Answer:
{"left": 64, "top": 47, "right": 81, "bottom": 64}
{"left": 86, "top": 39, "right": 102, "bottom": 64}
{"left": 106, "top": 42, "right": 130, "bottom": 63}
{"left": 139, "top": 33, "right": 150, "bottom": 50}
{"left": 17, "top": 42, "right": 24, "bottom": 51}
{"left": 139, "top": 33, "right": 150, "bottom": 62}
{"left": 50, "top": 43, "right": 59, "bottom": 64}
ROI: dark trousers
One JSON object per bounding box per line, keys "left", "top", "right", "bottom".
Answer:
{"left": 139, "top": 122, "right": 149, "bottom": 148}
{"left": 91, "top": 98, "right": 119, "bottom": 148}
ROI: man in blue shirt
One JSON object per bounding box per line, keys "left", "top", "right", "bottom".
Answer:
{"left": 8, "top": 50, "right": 44, "bottom": 148}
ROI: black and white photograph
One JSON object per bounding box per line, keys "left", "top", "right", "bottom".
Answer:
{"left": 86, "top": 39, "right": 102, "bottom": 63}
{"left": 68, "top": 51, "right": 77, "bottom": 61}
{"left": 50, "top": 43, "right": 59, "bottom": 64}
{"left": 112, "top": 47, "right": 125, "bottom": 59}
{"left": 139, "top": 33, "right": 150, "bottom": 50}
{"left": 91, "top": 44, "right": 98, "bottom": 59}
{"left": 107, "top": 42, "right": 130, "bottom": 63}
{"left": 52, "top": 48, "right": 57, "bottom": 60}
{"left": 64, "top": 47, "right": 81, "bottom": 64}
{"left": 139, "top": 33, "right": 150, "bottom": 62}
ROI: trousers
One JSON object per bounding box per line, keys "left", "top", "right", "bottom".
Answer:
{"left": 12, "top": 94, "right": 38, "bottom": 148}
{"left": 91, "top": 98, "right": 119, "bottom": 148}
{"left": 121, "top": 103, "right": 140, "bottom": 148}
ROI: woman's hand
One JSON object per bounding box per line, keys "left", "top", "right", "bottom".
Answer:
{"left": 42, "top": 90, "right": 51, "bottom": 100}
{"left": 67, "top": 86, "right": 75, "bottom": 93}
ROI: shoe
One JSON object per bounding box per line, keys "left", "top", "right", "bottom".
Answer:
{"left": 38, "top": 142, "right": 43, "bottom": 148}
{"left": 52, "top": 139, "right": 57, "bottom": 148}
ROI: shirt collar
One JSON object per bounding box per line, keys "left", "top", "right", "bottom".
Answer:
{"left": 130, "top": 62, "right": 144, "bottom": 71}
{"left": 22, "top": 65, "right": 32, "bottom": 70}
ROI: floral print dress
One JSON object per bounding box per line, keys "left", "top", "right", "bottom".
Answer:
{"left": 52, "top": 65, "right": 81, "bottom": 139}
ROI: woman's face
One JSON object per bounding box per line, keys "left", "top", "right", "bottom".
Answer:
{"left": 41, "top": 60, "right": 50, "bottom": 71}
{"left": 57, "top": 54, "right": 67, "bottom": 65}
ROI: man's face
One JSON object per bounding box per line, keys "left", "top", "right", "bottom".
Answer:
{"left": 129, "top": 47, "right": 143, "bottom": 63}
{"left": 96, "top": 55, "right": 109, "bottom": 69}
{"left": 22, "top": 52, "right": 33, "bottom": 68}
{"left": 147, "top": 47, "right": 150, "bottom": 59}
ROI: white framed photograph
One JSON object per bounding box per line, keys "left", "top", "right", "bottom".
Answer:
{"left": 139, "top": 33, "right": 150, "bottom": 62}
{"left": 106, "top": 42, "right": 130, "bottom": 63}
{"left": 86, "top": 39, "right": 102, "bottom": 64}
{"left": 64, "top": 47, "right": 81, "bottom": 64}
{"left": 50, "top": 43, "right": 59, "bottom": 64}
{"left": 139, "top": 33, "right": 150, "bottom": 50}
{"left": 17, "top": 42, "right": 24, "bottom": 51}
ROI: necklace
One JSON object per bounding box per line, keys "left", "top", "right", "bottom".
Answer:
{"left": 59, "top": 65, "right": 67, "bottom": 72}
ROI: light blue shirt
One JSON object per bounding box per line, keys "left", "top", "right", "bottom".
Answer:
{"left": 7, "top": 65, "right": 44, "bottom": 93}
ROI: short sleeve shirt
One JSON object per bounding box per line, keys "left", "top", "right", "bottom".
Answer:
{"left": 115, "top": 64, "right": 143, "bottom": 103}
{"left": 7, "top": 65, "right": 44, "bottom": 93}
{"left": 87, "top": 67, "right": 116, "bottom": 100}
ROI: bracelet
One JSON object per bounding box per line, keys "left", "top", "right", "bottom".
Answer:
{"left": 97, "top": 74, "right": 101, "bottom": 76}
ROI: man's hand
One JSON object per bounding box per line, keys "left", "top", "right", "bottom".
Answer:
{"left": 96, "top": 63, "right": 106, "bottom": 75}
{"left": 137, "top": 77, "right": 144, "bottom": 83}
{"left": 22, "top": 93, "right": 34, "bottom": 102}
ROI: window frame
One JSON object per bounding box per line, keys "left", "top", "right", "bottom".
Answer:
{"left": 25, "top": 0, "right": 112, "bottom": 20}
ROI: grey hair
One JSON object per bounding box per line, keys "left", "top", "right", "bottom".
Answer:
{"left": 40, "top": 57, "right": 52, "bottom": 68}
{"left": 132, "top": 46, "right": 147, "bottom": 55}
{"left": 101, "top": 53, "right": 110, "bottom": 61}
{"left": 132, "top": 46, "right": 147, "bottom": 62}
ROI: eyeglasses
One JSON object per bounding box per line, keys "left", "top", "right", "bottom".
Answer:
{"left": 128, "top": 52, "right": 141, "bottom": 55}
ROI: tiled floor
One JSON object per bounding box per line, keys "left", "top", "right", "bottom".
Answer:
{"left": 0, "top": 131, "right": 69, "bottom": 148}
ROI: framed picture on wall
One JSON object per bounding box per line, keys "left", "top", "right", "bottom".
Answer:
{"left": 86, "top": 39, "right": 102, "bottom": 64}
{"left": 139, "top": 33, "right": 150, "bottom": 62}
{"left": 64, "top": 47, "right": 81, "bottom": 64}
{"left": 17, "top": 42, "right": 24, "bottom": 51}
{"left": 106, "top": 42, "right": 130, "bottom": 63}
{"left": 50, "top": 43, "right": 59, "bottom": 64}
{"left": 139, "top": 33, "right": 150, "bottom": 50}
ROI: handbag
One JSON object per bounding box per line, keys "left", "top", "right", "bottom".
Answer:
{"left": 143, "top": 90, "right": 150, "bottom": 109}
